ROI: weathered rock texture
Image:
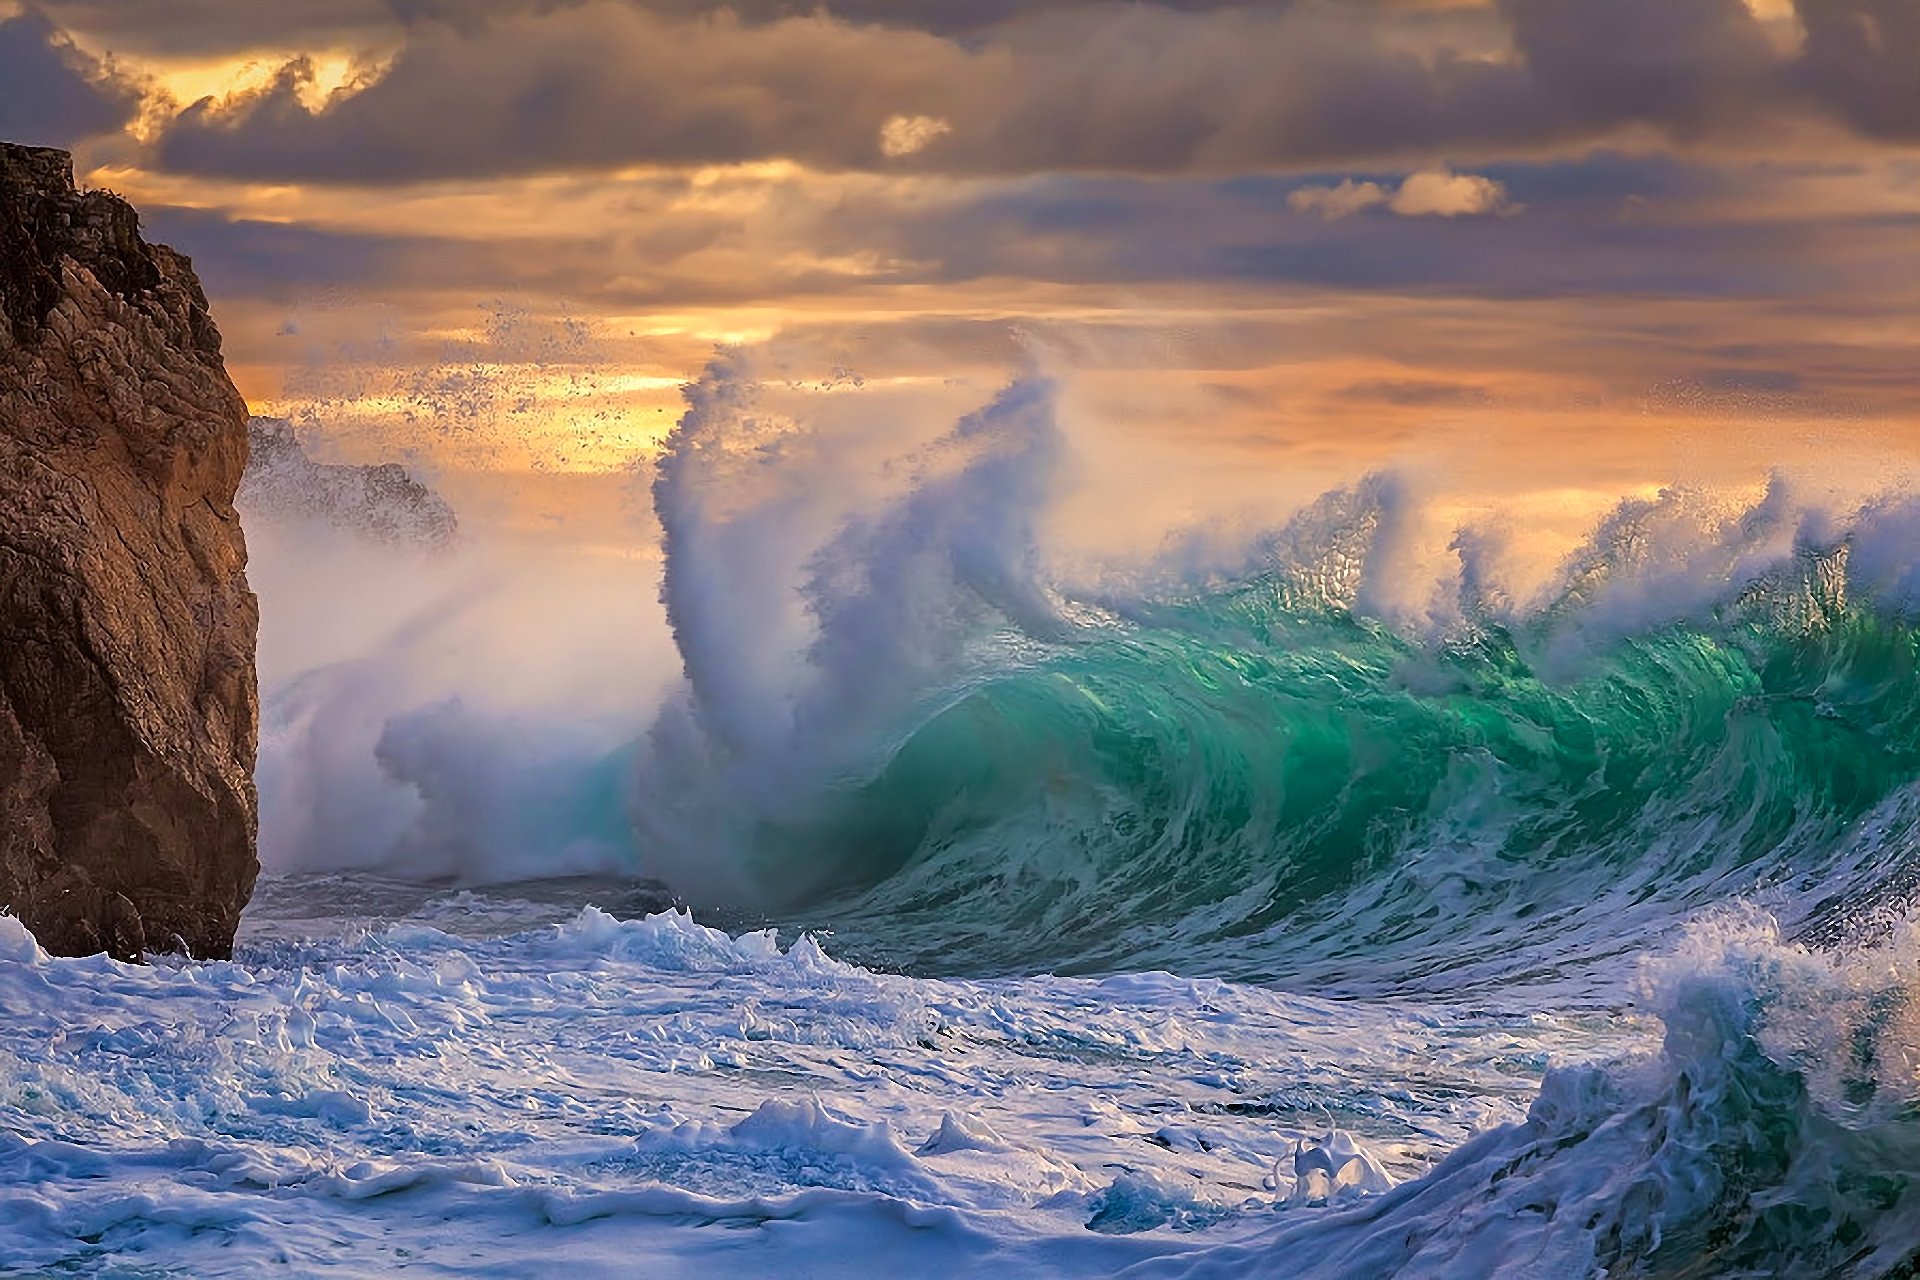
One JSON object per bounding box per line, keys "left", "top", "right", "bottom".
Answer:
{"left": 242, "top": 417, "right": 458, "bottom": 548}
{"left": 0, "top": 143, "right": 258, "bottom": 960}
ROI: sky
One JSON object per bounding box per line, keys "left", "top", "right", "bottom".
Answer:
{"left": 3, "top": 0, "right": 1918, "bottom": 547}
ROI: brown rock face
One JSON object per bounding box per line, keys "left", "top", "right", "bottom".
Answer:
{"left": 0, "top": 143, "right": 258, "bottom": 960}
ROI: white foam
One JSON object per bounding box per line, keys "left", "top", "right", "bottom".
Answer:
{"left": 0, "top": 903, "right": 1613, "bottom": 1276}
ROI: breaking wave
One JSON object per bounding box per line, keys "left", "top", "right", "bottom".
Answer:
{"left": 639, "top": 357, "right": 1920, "bottom": 992}
{"left": 1137, "top": 908, "right": 1920, "bottom": 1279}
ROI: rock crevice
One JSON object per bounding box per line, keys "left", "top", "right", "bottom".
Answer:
{"left": 0, "top": 143, "right": 258, "bottom": 960}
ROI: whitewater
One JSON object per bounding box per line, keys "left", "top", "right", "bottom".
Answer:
{"left": 7, "top": 357, "right": 1920, "bottom": 1277}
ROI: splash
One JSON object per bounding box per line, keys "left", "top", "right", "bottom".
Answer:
{"left": 638, "top": 351, "right": 1069, "bottom": 901}
{"left": 246, "top": 356, "right": 1920, "bottom": 996}
{"left": 632, "top": 361, "right": 1920, "bottom": 990}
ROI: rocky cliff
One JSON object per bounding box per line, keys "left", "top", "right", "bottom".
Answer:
{"left": 0, "top": 143, "right": 258, "bottom": 960}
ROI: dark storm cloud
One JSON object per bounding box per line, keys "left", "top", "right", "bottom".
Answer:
{"left": 1696, "top": 368, "right": 1805, "bottom": 393}
{"left": 1793, "top": 0, "right": 1920, "bottom": 139}
{"left": 40, "top": 0, "right": 416, "bottom": 55}
{"left": 1216, "top": 210, "right": 1828, "bottom": 302}
{"left": 40, "top": 0, "right": 1277, "bottom": 56}
{"left": 156, "top": 6, "right": 965, "bottom": 182}
{"left": 142, "top": 203, "right": 693, "bottom": 307}
{"left": 0, "top": 10, "right": 139, "bottom": 147}
{"left": 141, "top": 0, "right": 1920, "bottom": 186}
{"left": 1473, "top": 152, "right": 1731, "bottom": 206}
{"left": 141, "top": 2, "right": 1567, "bottom": 182}
{"left": 634, "top": 0, "right": 1298, "bottom": 38}
{"left": 397, "top": 0, "right": 1274, "bottom": 37}
{"left": 1497, "top": 0, "right": 1777, "bottom": 137}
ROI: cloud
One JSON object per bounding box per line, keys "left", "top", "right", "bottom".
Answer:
{"left": 1498, "top": 0, "right": 1777, "bottom": 136}
{"left": 1290, "top": 169, "right": 1511, "bottom": 220}
{"left": 1288, "top": 179, "right": 1391, "bottom": 221}
{"left": 1388, "top": 169, "right": 1511, "bottom": 217}
{"left": 38, "top": 0, "right": 954, "bottom": 60}
{"left": 39, "top": 0, "right": 1277, "bottom": 56}
{"left": 155, "top": 6, "right": 967, "bottom": 182}
{"left": 116, "top": 143, "right": 1912, "bottom": 358}
{"left": 140, "top": 204, "right": 437, "bottom": 297}
{"left": 134, "top": 149, "right": 1909, "bottom": 323}
{"left": 134, "top": 0, "right": 1861, "bottom": 185}
{"left": 0, "top": 9, "right": 140, "bottom": 147}
{"left": 1792, "top": 0, "right": 1920, "bottom": 139}
{"left": 39, "top": 0, "right": 416, "bottom": 56}
{"left": 879, "top": 113, "right": 950, "bottom": 159}
{"left": 1335, "top": 379, "right": 1493, "bottom": 407}
{"left": 20, "top": 0, "right": 1920, "bottom": 183}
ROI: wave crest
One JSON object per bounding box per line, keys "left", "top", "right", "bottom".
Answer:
{"left": 636, "top": 364, "right": 1920, "bottom": 986}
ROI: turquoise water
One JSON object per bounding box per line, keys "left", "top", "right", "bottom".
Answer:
{"left": 722, "top": 541, "right": 1919, "bottom": 992}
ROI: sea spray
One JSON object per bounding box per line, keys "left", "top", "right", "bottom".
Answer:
{"left": 641, "top": 351, "right": 1070, "bottom": 902}
{"left": 248, "top": 363, "right": 1920, "bottom": 997}
{"left": 245, "top": 493, "right": 672, "bottom": 881}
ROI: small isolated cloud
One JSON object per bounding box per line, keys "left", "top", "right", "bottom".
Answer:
{"left": 879, "top": 113, "right": 950, "bottom": 158}
{"left": 1290, "top": 168, "right": 1512, "bottom": 220}
{"left": 1389, "top": 169, "right": 1509, "bottom": 217}
{"left": 1286, "top": 179, "right": 1390, "bottom": 220}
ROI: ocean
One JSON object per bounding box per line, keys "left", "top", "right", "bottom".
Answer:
{"left": 7, "top": 367, "right": 1920, "bottom": 1276}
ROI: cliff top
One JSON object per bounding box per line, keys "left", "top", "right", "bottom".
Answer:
{"left": 0, "top": 142, "right": 221, "bottom": 357}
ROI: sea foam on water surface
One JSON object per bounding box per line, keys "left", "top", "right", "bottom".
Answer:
{"left": 1139, "top": 908, "right": 1920, "bottom": 1279}
{"left": 0, "top": 899, "right": 1614, "bottom": 1277}
{"left": 11, "top": 895, "right": 1916, "bottom": 1277}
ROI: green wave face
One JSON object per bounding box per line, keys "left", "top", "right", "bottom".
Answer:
{"left": 648, "top": 361, "right": 1920, "bottom": 989}
{"left": 758, "top": 571, "right": 1920, "bottom": 988}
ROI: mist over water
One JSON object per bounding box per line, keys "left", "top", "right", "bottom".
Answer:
{"left": 243, "top": 480, "right": 675, "bottom": 885}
